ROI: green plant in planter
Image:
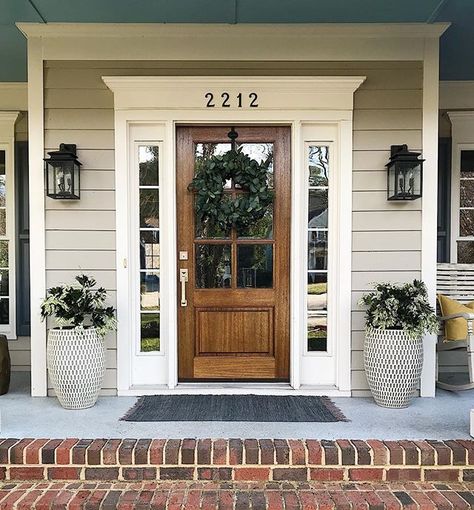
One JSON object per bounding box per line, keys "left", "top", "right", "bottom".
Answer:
{"left": 359, "top": 279, "right": 438, "bottom": 339}
{"left": 40, "top": 274, "right": 117, "bottom": 337}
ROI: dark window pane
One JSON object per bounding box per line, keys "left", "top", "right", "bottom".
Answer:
{"left": 0, "top": 299, "right": 8, "bottom": 324}
{"left": 195, "top": 244, "right": 231, "bottom": 288}
{"left": 460, "top": 180, "right": 474, "bottom": 207}
{"left": 308, "top": 313, "right": 327, "bottom": 352}
{"left": 308, "top": 190, "right": 328, "bottom": 228}
{"left": 140, "top": 313, "right": 160, "bottom": 352}
{"left": 0, "top": 241, "right": 8, "bottom": 268}
{"left": 140, "top": 190, "right": 159, "bottom": 228}
{"left": 237, "top": 244, "right": 273, "bottom": 288}
{"left": 0, "top": 270, "right": 8, "bottom": 296}
{"left": 461, "top": 150, "right": 474, "bottom": 175}
{"left": 309, "top": 146, "right": 329, "bottom": 187}
{"left": 237, "top": 202, "right": 273, "bottom": 239}
{"left": 139, "top": 145, "right": 159, "bottom": 186}
{"left": 458, "top": 241, "right": 474, "bottom": 263}
{"left": 308, "top": 231, "right": 328, "bottom": 270}
{"left": 307, "top": 272, "right": 327, "bottom": 311}
{"left": 460, "top": 210, "right": 474, "bottom": 237}
{"left": 238, "top": 143, "right": 274, "bottom": 188}
{"left": 140, "top": 230, "right": 160, "bottom": 270}
{"left": 140, "top": 272, "right": 160, "bottom": 311}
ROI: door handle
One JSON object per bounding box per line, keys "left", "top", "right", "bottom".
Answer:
{"left": 179, "top": 269, "right": 189, "bottom": 307}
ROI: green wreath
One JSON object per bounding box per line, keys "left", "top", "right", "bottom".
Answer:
{"left": 188, "top": 148, "right": 273, "bottom": 233}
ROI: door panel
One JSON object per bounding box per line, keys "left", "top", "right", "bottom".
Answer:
{"left": 177, "top": 126, "right": 290, "bottom": 381}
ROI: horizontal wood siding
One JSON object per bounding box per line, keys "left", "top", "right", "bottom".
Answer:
{"left": 44, "top": 60, "right": 423, "bottom": 395}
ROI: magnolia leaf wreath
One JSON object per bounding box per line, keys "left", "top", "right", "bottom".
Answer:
{"left": 188, "top": 147, "right": 273, "bottom": 232}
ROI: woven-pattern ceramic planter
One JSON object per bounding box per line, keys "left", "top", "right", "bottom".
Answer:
{"left": 364, "top": 327, "right": 423, "bottom": 408}
{"left": 47, "top": 328, "right": 105, "bottom": 410}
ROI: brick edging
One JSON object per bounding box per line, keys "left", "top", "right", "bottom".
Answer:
{"left": 0, "top": 438, "right": 472, "bottom": 483}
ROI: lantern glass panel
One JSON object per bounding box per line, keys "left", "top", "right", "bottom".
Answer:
{"left": 388, "top": 162, "right": 396, "bottom": 198}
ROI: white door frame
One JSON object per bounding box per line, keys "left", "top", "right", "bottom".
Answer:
{"left": 105, "top": 76, "right": 363, "bottom": 396}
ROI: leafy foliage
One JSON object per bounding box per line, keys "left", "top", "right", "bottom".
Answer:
{"left": 359, "top": 280, "right": 439, "bottom": 339}
{"left": 40, "top": 274, "right": 117, "bottom": 338}
{"left": 188, "top": 147, "right": 274, "bottom": 232}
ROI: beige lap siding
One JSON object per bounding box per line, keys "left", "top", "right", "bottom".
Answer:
{"left": 44, "top": 60, "right": 423, "bottom": 396}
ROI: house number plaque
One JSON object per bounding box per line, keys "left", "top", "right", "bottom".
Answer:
{"left": 205, "top": 92, "right": 259, "bottom": 108}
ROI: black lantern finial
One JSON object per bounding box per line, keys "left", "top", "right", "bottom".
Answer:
{"left": 44, "top": 143, "right": 81, "bottom": 200}
{"left": 228, "top": 127, "right": 239, "bottom": 151}
{"left": 386, "top": 144, "right": 424, "bottom": 201}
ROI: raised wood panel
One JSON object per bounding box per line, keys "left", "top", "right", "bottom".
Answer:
{"left": 45, "top": 129, "right": 114, "bottom": 151}
{"left": 80, "top": 170, "right": 116, "bottom": 191}
{"left": 352, "top": 271, "right": 421, "bottom": 291}
{"left": 46, "top": 230, "right": 116, "bottom": 250}
{"left": 44, "top": 89, "right": 114, "bottom": 109}
{"left": 77, "top": 150, "right": 115, "bottom": 170}
{"left": 45, "top": 210, "right": 116, "bottom": 230}
{"left": 352, "top": 191, "right": 421, "bottom": 212}
{"left": 352, "top": 171, "right": 386, "bottom": 192}
{"left": 197, "top": 308, "right": 272, "bottom": 355}
{"left": 46, "top": 270, "right": 116, "bottom": 290}
{"left": 46, "top": 250, "right": 116, "bottom": 271}
{"left": 353, "top": 151, "right": 390, "bottom": 171}
{"left": 352, "top": 231, "right": 422, "bottom": 252}
{"left": 194, "top": 357, "right": 276, "bottom": 379}
{"left": 352, "top": 251, "right": 421, "bottom": 272}
{"left": 353, "top": 211, "right": 422, "bottom": 231}
{"left": 353, "top": 130, "right": 421, "bottom": 151}
{"left": 354, "top": 90, "right": 422, "bottom": 110}
{"left": 45, "top": 109, "right": 114, "bottom": 130}
{"left": 46, "top": 190, "right": 115, "bottom": 211}
{"left": 353, "top": 109, "right": 422, "bottom": 130}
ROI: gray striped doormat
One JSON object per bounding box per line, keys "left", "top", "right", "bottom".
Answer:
{"left": 121, "top": 394, "right": 348, "bottom": 422}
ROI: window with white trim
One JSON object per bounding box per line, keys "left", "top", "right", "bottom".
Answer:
{"left": 456, "top": 148, "right": 474, "bottom": 262}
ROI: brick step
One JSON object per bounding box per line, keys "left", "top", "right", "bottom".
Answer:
{"left": 1, "top": 480, "right": 474, "bottom": 509}
{"left": 0, "top": 439, "right": 473, "bottom": 483}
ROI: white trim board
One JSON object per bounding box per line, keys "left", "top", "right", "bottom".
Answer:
{"left": 104, "top": 76, "right": 362, "bottom": 394}
{"left": 17, "top": 23, "right": 449, "bottom": 63}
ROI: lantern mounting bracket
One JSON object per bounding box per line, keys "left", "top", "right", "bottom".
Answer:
{"left": 390, "top": 144, "right": 408, "bottom": 157}
{"left": 59, "top": 143, "right": 77, "bottom": 155}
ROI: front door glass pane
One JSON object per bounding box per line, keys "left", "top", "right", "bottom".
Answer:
{"left": 195, "top": 244, "right": 232, "bottom": 288}
{"left": 237, "top": 244, "right": 273, "bottom": 288}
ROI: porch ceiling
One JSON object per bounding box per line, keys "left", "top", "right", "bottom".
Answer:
{"left": 0, "top": 0, "right": 473, "bottom": 81}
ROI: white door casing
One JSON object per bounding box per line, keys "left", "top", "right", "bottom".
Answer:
{"left": 105, "top": 76, "right": 363, "bottom": 395}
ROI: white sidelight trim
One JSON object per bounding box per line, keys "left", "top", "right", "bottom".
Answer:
{"left": 17, "top": 23, "right": 449, "bottom": 63}
{"left": 420, "top": 38, "right": 440, "bottom": 397}
{"left": 104, "top": 76, "right": 364, "bottom": 394}
{"left": 27, "top": 38, "right": 47, "bottom": 397}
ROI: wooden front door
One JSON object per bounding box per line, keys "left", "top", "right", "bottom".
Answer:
{"left": 177, "top": 126, "right": 290, "bottom": 381}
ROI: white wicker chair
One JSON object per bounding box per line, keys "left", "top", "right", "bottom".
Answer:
{"left": 436, "top": 263, "right": 474, "bottom": 391}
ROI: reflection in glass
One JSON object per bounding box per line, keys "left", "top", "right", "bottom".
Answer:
{"left": 140, "top": 313, "right": 160, "bottom": 352}
{"left": 0, "top": 154, "right": 5, "bottom": 208}
{"left": 195, "top": 244, "right": 231, "bottom": 288}
{"left": 0, "top": 241, "right": 8, "bottom": 268}
{"left": 460, "top": 210, "right": 474, "bottom": 237}
{"left": 308, "top": 231, "right": 328, "bottom": 270}
{"left": 309, "top": 146, "right": 329, "bottom": 187}
{"left": 237, "top": 244, "right": 273, "bottom": 288}
{"left": 0, "top": 298, "right": 8, "bottom": 325}
{"left": 140, "top": 230, "right": 160, "bottom": 270}
{"left": 308, "top": 190, "right": 328, "bottom": 228}
{"left": 140, "top": 272, "right": 160, "bottom": 311}
{"left": 138, "top": 145, "right": 159, "bottom": 186}
{"left": 237, "top": 202, "right": 273, "bottom": 239}
{"left": 308, "top": 313, "right": 327, "bottom": 352}
{"left": 460, "top": 180, "right": 474, "bottom": 207}
{"left": 307, "top": 272, "right": 328, "bottom": 310}
{"left": 461, "top": 150, "right": 474, "bottom": 175}
{"left": 0, "top": 270, "right": 8, "bottom": 297}
{"left": 458, "top": 241, "right": 474, "bottom": 263}
{"left": 238, "top": 143, "right": 274, "bottom": 188}
{"left": 140, "top": 190, "right": 159, "bottom": 228}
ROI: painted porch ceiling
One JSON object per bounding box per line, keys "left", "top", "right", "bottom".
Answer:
{"left": 0, "top": 0, "right": 472, "bottom": 81}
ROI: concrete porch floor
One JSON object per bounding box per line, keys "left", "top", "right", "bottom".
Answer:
{"left": 0, "top": 373, "right": 472, "bottom": 440}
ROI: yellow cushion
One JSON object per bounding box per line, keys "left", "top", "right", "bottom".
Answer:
{"left": 437, "top": 294, "right": 474, "bottom": 341}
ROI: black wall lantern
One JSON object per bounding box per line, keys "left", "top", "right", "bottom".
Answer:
{"left": 386, "top": 144, "right": 424, "bottom": 201}
{"left": 44, "top": 143, "right": 81, "bottom": 200}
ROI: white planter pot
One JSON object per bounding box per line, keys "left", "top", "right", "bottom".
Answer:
{"left": 364, "top": 327, "right": 423, "bottom": 408}
{"left": 47, "top": 328, "right": 105, "bottom": 410}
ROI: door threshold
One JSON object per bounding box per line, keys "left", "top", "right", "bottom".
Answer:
{"left": 121, "top": 383, "right": 350, "bottom": 397}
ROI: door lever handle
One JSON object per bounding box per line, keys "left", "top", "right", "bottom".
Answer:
{"left": 179, "top": 269, "right": 189, "bottom": 307}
